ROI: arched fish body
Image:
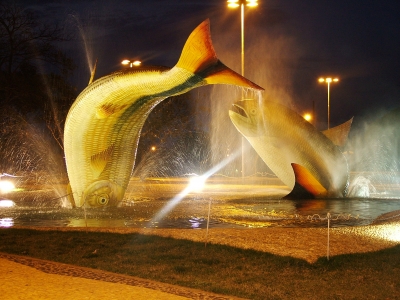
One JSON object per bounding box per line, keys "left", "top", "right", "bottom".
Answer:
{"left": 229, "top": 100, "right": 352, "bottom": 198}
{"left": 64, "top": 20, "right": 263, "bottom": 207}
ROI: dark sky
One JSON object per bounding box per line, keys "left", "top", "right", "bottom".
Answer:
{"left": 21, "top": 0, "right": 400, "bottom": 128}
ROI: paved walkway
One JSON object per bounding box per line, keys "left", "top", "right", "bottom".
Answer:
{"left": 0, "top": 253, "right": 244, "bottom": 300}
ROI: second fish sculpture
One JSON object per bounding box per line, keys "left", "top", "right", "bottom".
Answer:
{"left": 64, "top": 19, "right": 263, "bottom": 208}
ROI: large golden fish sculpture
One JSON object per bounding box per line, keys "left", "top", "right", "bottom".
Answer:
{"left": 229, "top": 99, "right": 353, "bottom": 198}
{"left": 64, "top": 20, "right": 263, "bottom": 208}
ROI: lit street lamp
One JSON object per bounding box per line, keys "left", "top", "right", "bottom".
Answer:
{"left": 318, "top": 77, "right": 339, "bottom": 129}
{"left": 227, "top": 0, "right": 258, "bottom": 178}
{"left": 121, "top": 59, "right": 141, "bottom": 67}
{"left": 227, "top": 0, "right": 258, "bottom": 79}
{"left": 303, "top": 113, "right": 312, "bottom": 122}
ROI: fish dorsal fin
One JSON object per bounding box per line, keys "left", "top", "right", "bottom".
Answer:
{"left": 322, "top": 117, "right": 353, "bottom": 146}
{"left": 176, "top": 19, "right": 218, "bottom": 74}
{"left": 91, "top": 144, "right": 114, "bottom": 176}
{"left": 88, "top": 58, "right": 98, "bottom": 85}
{"left": 289, "top": 163, "right": 327, "bottom": 198}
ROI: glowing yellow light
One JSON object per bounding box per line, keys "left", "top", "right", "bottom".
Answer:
{"left": 188, "top": 176, "right": 207, "bottom": 193}
{"left": 303, "top": 113, "right": 312, "bottom": 122}
{"left": 246, "top": 0, "right": 258, "bottom": 7}
{"left": 318, "top": 77, "right": 339, "bottom": 83}
{"left": 227, "top": 0, "right": 239, "bottom": 8}
{"left": 151, "top": 146, "right": 156, "bottom": 151}
{"left": 228, "top": 0, "right": 258, "bottom": 8}
{"left": 0, "top": 181, "right": 15, "bottom": 193}
{"left": 121, "top": 59, "right": 142, "bottom": 67}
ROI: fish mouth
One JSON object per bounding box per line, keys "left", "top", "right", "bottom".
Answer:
{"left": 230, "top": 104, "right": 248, "bottom": 119}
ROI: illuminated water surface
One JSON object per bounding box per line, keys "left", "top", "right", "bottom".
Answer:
{"left": 1, "top": 177, "right": 399, "bottom": 228}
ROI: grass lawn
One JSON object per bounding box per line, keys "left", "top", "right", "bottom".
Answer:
{"left": 1, "top": 228, "right": 399, "bottom": 299}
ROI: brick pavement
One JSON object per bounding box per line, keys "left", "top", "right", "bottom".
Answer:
{"left": 0, "top": 253, "right": 245, "bottom": 300}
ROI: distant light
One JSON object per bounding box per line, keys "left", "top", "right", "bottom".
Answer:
{"left": 188, "top": 176, "right": 207, "bottom": 193}
{"left": 318, "top": 77, "right": 339, "bottom": 83}
{"left": 227, "top": 0, "right": 258, "bottom": 8}
{"left": 151, "top": 146, "right": 156, "bottom": 151}
{"left": 303, "top": 113, "right": 312, "bottom": 122}
{"left": 227, "top": 0, "right": 240, "bottom": 8}
{"left": 246, "top": 0, "right": 258, "bottom": 7}
{"left": 0, "top": 200, "right": 16, "bottom": 208}
{"left": 0, "top": 181, "right": 15, "bottom": 193}
{"left": 121, "top": 59, "right": 141, "bottom": 67}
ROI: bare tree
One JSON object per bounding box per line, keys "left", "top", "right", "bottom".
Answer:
{"left": 0, "top": 2, "right": 71, "bottom": 72}
{"left": 0, "top": 1, "right": 74, "bottom": 106}
{"left": 0, "top": 2, "right": 76, "bottom": 175}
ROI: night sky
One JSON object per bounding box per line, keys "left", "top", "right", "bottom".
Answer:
{"left": 20, "top": 0, "right": 400, "bottom": 128}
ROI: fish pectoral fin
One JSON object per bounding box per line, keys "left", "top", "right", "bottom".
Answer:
{"left": 283, "top": 163, "right": 327, "bottom": 199}
{"left": 321, "top": 117, "right": 353, "bottom": 146}
{"left": 96, "top": 103, "right": 128, "bottom": 119}
{"left": 90, "top": 144, "right": 114, "bottom": 176}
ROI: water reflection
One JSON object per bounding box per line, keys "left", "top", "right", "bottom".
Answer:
{"left": 0, "top": 197, "right": 400, "bottom": 229}
{"left": 0, "top": 200, "right": 16, "bottom": 208}
{"left": 189, "top": 217, "right": 202, "bottom": 229}
{"left": 0, "top": 218, "right": 14, "bottom": 227}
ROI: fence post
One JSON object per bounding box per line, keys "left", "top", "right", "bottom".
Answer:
{"left": 205, "top": 198, "right": 212, "bottom": 247}
{"left": 327, "top": 212, "right": 331, "bottom": 260}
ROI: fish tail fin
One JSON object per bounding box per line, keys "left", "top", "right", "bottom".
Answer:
{"left": 176, "top": 19, "right": 263, "bottom": 90}
{"left": 176, "top": 19, "right": 217, "bottom": 75}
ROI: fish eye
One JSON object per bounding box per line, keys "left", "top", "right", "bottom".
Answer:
{"left": 97, "top": 194, "right": 109, "bottom": 205}
{"left": 250, "top": 108, "right": 257, "bottom": 115}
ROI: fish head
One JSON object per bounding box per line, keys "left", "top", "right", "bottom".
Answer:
{"left": 228, "top": 99, "right": 264, "bottom": 137}
{"left": 82, "top": 180, "right": 125, "bottom": 207}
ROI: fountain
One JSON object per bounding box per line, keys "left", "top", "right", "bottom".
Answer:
{"left": 63, "top": 19, "right": 263, "bottom": 209}
{"left": 228, "top": 99, "right": 352, "bottom": 199}
{"left": 1, "top": 107, "right": 400, "bottom": 229}
{"left": 0, "top": 15, "right": 399, "bottom": 231}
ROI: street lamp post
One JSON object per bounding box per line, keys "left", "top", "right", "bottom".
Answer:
{"left": 318, "top": 77, "right": 339, "bottom": 129}
{"left": 227, "top": 0, "right": 258, "bottom": 178}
